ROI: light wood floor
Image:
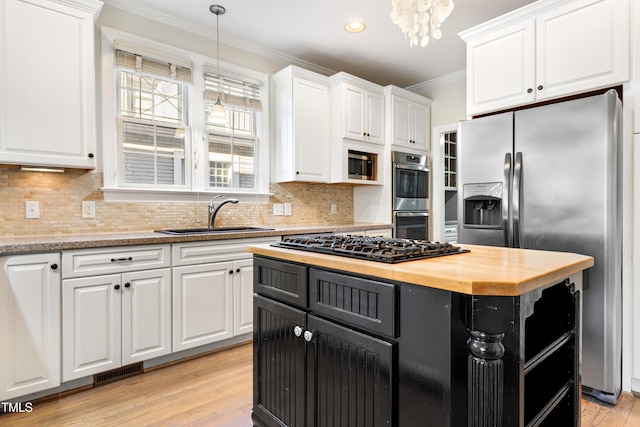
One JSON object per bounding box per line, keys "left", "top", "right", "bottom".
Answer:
{"left": 2, "top": 342, "right": 640, "bottom": 426}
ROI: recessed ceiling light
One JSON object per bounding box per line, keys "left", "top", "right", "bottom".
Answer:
{"left": 344, "top": 21, "right": 366, "bottom": 33}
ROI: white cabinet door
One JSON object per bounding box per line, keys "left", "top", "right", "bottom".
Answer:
{"left": 0, "top": 0, "right": 101, "bottom": 169}
{"left": 233, "top": 258, "right": 254, "bottom": 336}
{"left": 391, "top": 96, "right": 412, "bottom": 147}
{"left": 341, "top": 83, "right": 384, "bottom": 145}
{"left": 62, "top": 274, "right": 121, "bottom": 381}
{"left": 535, "top": 0, "right": 630, "bottom": 101}
{"left": 0, "top": 253, "right": 60, "bottom": 400}
{"left": 365, "top": 91, "right": 385, "bottom": 144}
{"left": 293, "top": 77, "right": 330, "bottom": 182}
{"left": 172, "top": 262, "right": 234, "bottom": 352}
{"left": 343, "top": 84, "right": 366, "bottom": 141}
{"left": 466, "top": 20, "right": 536, "bottom": 115}
{"left": 273, "top": 66, "right": 330, "bottom": 183}
{"left": 411, "top": 103, "right": 431, "bottom": 152}
{"left": 121, "top": 269, "right": 171, "bottom": 365}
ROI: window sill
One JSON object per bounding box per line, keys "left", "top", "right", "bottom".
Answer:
{"left": 101, "top": 187, "right": 272, "bottom": 204}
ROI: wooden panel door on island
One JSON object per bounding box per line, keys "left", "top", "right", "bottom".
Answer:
{"left": 253, "top": 295, "right": 393, "bottom": 427}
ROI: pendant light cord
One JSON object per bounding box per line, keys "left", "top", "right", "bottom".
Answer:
{"left": 216, "top": 10, "right": 220, "bottom": 79}
{"left": 209, "top": 5, "right": 226, "bottom": 96}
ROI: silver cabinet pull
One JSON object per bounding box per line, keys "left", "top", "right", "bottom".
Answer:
{"left": 303, "top": 330, "right": 314, "bottom": 342}
{"left": 293, "top": 326, "right": 303, "bottom": 337}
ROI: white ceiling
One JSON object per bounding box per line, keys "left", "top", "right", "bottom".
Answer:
{"left": 101, "top": 0, "right": 536, "bottom": 88}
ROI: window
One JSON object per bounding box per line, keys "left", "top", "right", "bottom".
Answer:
{"left": 116, "top": 50, "right": 191, "bottom": 187}
{"left": 204, "top": 72, "right": 262, "bottom": 190}
{"left": 101, "top": 28, "right": 270, "bottom": 202}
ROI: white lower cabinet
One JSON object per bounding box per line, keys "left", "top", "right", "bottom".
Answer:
{"left": 172, "top": 237, "right": 277, "bottom": 352}
{"left": 0, "top": 253, "right": 60, "bottom": 400}
{"left": 172, "top": 262, "right": 234, "bottom": 351}
{"left": 233, "top": 258, "right": 254, "bottom": 336}
{"left": 61, "top": 245, "right": 171, "bottom": 381}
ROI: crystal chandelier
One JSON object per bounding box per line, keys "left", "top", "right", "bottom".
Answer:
{"left": 390, "top": 0, "right": 455, "bottom": 47}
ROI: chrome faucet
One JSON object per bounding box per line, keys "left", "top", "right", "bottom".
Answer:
{"left": 208, "top": 195, "right": 239, "bottom": 228}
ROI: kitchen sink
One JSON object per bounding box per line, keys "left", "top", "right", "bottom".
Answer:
{"left": 156, "top": 226, "right": 274, "bottom": 235}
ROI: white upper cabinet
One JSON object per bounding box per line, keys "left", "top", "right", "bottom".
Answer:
{"left": 328, "top": 73, "right": 385, "bottom": 185}
{"left": 461, "top": 0, "right": 630, "bottom": 116}
{"left": 272, "top": 65, "right": 331, "bottom": 183}
{"left": 0, "top": 0, "right": 102, "bottom": 169}
{"left": 464, "top": 20, "right": 536, "bottom": 115}
{"left": 385, "top": 85, "right": 433, "bottom": 153}
{"left": 331, "top": 73, "right": 385, "bottom": 145}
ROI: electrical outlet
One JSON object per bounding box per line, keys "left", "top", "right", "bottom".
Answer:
{"left": 273, "top": 203, "right": 284, "bottom": 216}
{"left": 25, "top": 201, "right": 40, "bottom": 219}
{"left": 284, "top": 203, "right": 292, "bottom": 216}
{"left": 82, "top": 201, "right": 96, "bottom": 219}
{"left": 331, "top": 204, "right": 337, "bottom": 215}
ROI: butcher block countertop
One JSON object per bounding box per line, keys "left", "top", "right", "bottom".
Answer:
{"left": 247, "top": 243, "right": 594, "bottom": 296}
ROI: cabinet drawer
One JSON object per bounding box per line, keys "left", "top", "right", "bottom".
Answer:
{"left": 62, "top": 245, "right": 170, "bottom": 278}
{"left": 173, "top": 237, "right": 278, "bottom": 266}
{"left": 309, "top": 268, "right": 397, "bottom": 338}
{"left": 254, "top": 256, "right": 307, "bottom": 309}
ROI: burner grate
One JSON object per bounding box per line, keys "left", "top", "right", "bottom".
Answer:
{"left": 273, "top": 234, "right": 469, "bottom": 263}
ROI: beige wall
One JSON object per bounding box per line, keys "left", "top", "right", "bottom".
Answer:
{"left": 0, "top": 6, "right": 356, "bottom": 237}
{"left": 411, "top": 72, "right": 467, "bottom": 128}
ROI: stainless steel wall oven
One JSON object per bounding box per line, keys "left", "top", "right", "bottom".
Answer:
{"left": 392, "top": 151, "right": 430, "bottom": 239}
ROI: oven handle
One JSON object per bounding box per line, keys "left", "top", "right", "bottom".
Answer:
{"left": 393, "top": 163, "right": 429, "bottom": 172}
{"left": 394, "top": 212, "right": 429, "bottom": 217}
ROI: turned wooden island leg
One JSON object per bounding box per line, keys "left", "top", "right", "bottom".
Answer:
{"left": 467, "top": 329, "right": 506, "bottom": 427}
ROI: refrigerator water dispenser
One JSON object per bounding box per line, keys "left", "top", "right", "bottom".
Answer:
{"left": 463, "top": 183, "right": 502, "bottom": 229}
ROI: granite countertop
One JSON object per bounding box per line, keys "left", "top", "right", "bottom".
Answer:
{"left": 247, "top": 243, "right": 594, "bottom": 296}
{"left": 0, "top": 223, "right": 391, "bottom": 255}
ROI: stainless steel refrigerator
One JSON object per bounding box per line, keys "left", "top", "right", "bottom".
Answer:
{"left": 457, "top": 90, "right": 622, "bottom": 405}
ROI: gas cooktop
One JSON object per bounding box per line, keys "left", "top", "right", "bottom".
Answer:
{"left": 272, "top": 234, "right": 469, "bottom": 264}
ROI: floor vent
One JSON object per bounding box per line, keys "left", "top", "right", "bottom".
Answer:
{"left": 94, "top": 362, "right": 143, "bottom": 386}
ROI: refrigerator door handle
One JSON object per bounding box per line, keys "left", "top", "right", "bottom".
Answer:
{"left": 503, "top": 153, "right": 512, "bottom": 247}
{"left": 513, "top": 152, "right": 522, "bottom": 248}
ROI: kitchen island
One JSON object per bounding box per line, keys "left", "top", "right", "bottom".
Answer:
{"left": 247, "top": 242, "right": 594, "bottom": 427}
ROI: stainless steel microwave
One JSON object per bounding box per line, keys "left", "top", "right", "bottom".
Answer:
{"left": 348, "top": 150, "right": 377, "bottom": 180}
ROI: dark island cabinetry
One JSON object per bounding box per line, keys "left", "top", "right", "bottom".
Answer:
{"left": 252, "top": 257, "right": 394, "bottom": 427}
{"left": 251, "top": 254, "right": 583, "bottom": 427}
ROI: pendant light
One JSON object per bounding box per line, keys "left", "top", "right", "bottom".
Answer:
{"left": 208, "top": 4, "right": 228, "bottom": 127}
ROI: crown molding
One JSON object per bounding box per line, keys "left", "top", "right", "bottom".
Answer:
{"left": 406, "top": 69, "right": 466, "bottom": 92}
{"left": 51, "top": 0, "right": 103, "bottom": 16}
{"left": 458, "top": 0, "right": 574, "bottom": 41}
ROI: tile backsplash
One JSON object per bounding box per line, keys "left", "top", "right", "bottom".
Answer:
{"left": 0, "top": 167, "right": 354, "bottom": 236}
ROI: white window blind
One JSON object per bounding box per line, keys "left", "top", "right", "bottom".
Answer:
{"left": 115, "top": 40, "right": 192, "bottom": 82}
{"left": 204, "top": 72, "right": 262, "bottom": 110}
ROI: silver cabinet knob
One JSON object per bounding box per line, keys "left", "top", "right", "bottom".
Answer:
{"left": 303, "top": 330, "right": 313, "bottom": 342}
{"left": 293, "top": 326, "right": 303, "bottom": 337}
